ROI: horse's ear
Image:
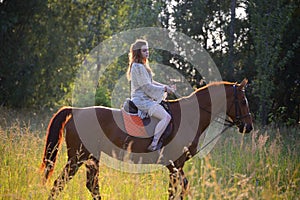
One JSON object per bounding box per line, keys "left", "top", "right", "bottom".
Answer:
{"left": 239, "top": 78, "right": 248, "bottom": 89}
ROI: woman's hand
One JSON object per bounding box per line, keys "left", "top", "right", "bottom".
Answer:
{"left": 164, "top": 85, "right": 176, "bottom": 94}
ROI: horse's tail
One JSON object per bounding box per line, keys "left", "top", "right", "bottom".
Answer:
{"left": 40, "top": 106, "right": 73, "bottom": 183}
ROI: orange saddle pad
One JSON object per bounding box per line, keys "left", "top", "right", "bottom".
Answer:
{"left": 121, "top": 109, "right": 156, "bottom": 138}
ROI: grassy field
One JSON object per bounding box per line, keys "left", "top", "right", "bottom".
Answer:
{"left": 0, "top": 108, "right": 299, "bottom": 200}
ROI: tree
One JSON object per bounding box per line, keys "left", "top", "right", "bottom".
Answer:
{"left": 0, "top": 0, "right": 48, "bottom": 107}
{"left": 94, "top": 0, "right": 167, "bottom": 107}
{"left": 248, "top": 0, "right": 294, "bottom": 125}
{"left": 228, "top": 0, "right": 236, "bottom": 81}
{"left": 271, "top": 1, "right": 300, "bottom": 125}
{"left": 161, "top": 0, "right": 254, "bottom": 83}
{"left": 0, "top": 0, "right": 165, "bottom": 108}
{"left": 1, "top": 0, "right": 299, "bottom": 126}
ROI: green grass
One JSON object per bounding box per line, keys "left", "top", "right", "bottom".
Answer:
{"left": 0, "top": 108, "right": 299, "bottom": 199}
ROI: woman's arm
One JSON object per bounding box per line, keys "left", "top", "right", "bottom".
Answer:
{"left": 152, "top": 80, "right": 168, "bottom": 92}
{"left": 152, "top": 80, "right": 165, "bottom": 86}
{"left": 153, "top": 80, "right": 176, "bottom": 93}
{"left": 131, "top": 64, "right": 165, "bottom": 100}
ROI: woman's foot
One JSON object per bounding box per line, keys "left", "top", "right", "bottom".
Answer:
{"left": 147, "top": 141, "right": 163, "bottom": 151}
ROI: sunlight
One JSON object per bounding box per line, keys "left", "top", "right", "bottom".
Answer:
{"left": 166, "top": 1, "right": 248, "bottom": 52}
{"left": 236, "top": 3, "right": 247, "bottom": 19}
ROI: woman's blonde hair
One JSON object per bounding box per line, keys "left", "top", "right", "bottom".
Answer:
{"left": 126, "top": 39, "right": 152, "bottom": 80}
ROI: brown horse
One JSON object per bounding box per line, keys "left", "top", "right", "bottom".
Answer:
{"left": 41, "top": 79, "right": 253, "bottom": 200}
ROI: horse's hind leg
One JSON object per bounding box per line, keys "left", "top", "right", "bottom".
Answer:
{"left": 85, "top": 157, "right": 101, "bottom": 200}
{"left": 48, "top": 157, "right": 84, "bottom": 200}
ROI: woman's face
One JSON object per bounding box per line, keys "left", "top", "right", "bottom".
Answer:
{"left": 141, "top": 45, "right": 149, "bottom": 59}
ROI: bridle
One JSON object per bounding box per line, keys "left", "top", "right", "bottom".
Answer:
{"left": 226, "top": 84, "right": 252, "bottom": 127}
{"left": 172, "top": 84, "right": 252, "bottom": 154}
{"left": 195, "top": 84, "right": 252, "bottom": 154}
{"left": 173, "top": 84, "right": 252, "bottom": 127}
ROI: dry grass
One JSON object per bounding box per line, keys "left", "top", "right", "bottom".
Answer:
{"left": 185, "top": 128, "right": 300, "bottom": 200}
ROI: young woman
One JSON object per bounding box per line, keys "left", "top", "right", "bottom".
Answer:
{"left": 126, "top": 39, "right": 175, "bottom": 151}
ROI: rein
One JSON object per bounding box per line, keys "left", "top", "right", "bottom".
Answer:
{"left": 196, "top": 122, "right": 234, "bottom": 154}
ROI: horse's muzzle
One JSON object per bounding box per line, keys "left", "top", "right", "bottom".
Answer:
{"left": 239, "top": 123, "right": 253, "bottom": 133}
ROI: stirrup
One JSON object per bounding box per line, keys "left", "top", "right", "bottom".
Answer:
{"left": 147, "top": 144, "right": 156, "bottom": 152}
{"left": 147, "top": 141, "right": 163, "bottom": 152}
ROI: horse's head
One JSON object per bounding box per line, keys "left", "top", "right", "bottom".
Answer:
{"left": 226, "top": 79, "right": 253, "bottom": 133}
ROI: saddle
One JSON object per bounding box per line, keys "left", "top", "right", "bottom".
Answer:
{"left": 122, "top": 99, "right": 173, "bottom": 140}
{"left": 123, "top": 98, "right": 139, "bottom": 114}
{"left": 123, "top": 98, "right": 171, "bottom": 115}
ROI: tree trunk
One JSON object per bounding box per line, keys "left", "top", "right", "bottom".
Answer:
{"left": 228, "top": 0, "right": 236, "bottom": 81}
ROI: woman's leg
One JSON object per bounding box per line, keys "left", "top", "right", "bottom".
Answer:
{"left": 148, "top": 104, "right": 171, "bottom": 151}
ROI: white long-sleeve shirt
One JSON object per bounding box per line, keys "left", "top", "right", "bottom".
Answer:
{"left": 130, "top": 63, "right": 165, "bottom": 118}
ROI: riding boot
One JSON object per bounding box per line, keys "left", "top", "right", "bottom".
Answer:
{"left": 147, "top": 131, "right": 164, "bottom": 151}
{"left": 160, "top": 122, "right": 173, "bottom": 142}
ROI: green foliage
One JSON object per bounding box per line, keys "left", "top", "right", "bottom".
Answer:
{"left": 0, "top": 0, "right": 299, "bottom": 125}
{"left": 162, "top": 0, "right": 300, "bottom": 125}
{"left": 95, "top": 85, "right": 111, "bottom": 107}
{"left": 248, "top": 0, "right": 295, "bottom": 125}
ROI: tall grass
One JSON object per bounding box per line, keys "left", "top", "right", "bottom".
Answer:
{"left": 0, "top": 108, "right": 299, "bottom": 199}
{"left": 185, "top": 128, "right": 300, "bottom": 200}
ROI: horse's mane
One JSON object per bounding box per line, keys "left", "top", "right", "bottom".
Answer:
{"left": 195, "top": 81, "right": 235, "bottom": 91}
{"left": 169, "top": 81, "right": 236, "bottom": 102}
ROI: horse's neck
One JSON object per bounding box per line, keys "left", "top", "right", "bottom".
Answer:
{"left": 185, "top": 84, "right": 228, "bottom": 131}
{"left": 171, "top": 83, "right": 229, "bottom": 123}
{"left": 197, "top": 84, "right": 227, "bottom": 115}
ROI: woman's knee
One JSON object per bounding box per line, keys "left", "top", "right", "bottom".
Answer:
{"left": 149, "top": 104, "right": 170, "bottom": 121}
{"left": 158, "top": 109, "right": 171, "bottom": 124}
{"left": 165, "top": 112, "right": 171, "bottom": 123}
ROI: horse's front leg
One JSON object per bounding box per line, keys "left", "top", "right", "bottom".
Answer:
{"left": 86, "top": 157, "right": 101, "bottom": 200}
{"left": 179, "top": 168, "right": 189, "bottom": 198}
{"left": 167, "top": 166, "right": 180, "bottom": 199}
{"left": 168, "top": 169, "right": 179, "bottom": 200}
{"left": 167, "top": 166, "right": 189, "bottom": 200}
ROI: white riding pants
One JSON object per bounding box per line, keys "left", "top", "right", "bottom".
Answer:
{"left": 148, "top": 104, "right": 171, "bottom": 143}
